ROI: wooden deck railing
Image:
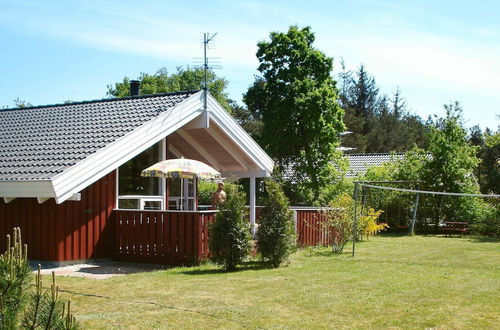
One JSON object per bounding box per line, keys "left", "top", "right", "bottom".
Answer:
{"left": 113, "top": 207, "right": 333, "bottom": 266}
{"left": 113, "top": 209, "right": 216, "bottom": 265}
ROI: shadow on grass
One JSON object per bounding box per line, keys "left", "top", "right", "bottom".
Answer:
{"left": 181, "top": 260, "right": 271, "bottom": 275}
{"left": 301, "top": 246, "right": 352, "bottom": 258}
{"left": 379, "top": 232, "right": 412, "bottom": 238}
{"left": 468, "top": 236, "right": 500, "bottom": 243}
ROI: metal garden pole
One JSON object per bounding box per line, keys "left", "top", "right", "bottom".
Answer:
{"left": 410, "top": 193, "right": 420, "bottom": 236}
{"left": 352, "top": 182, "right": 359, "bottom": 257}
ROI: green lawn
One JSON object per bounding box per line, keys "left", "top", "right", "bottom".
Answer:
{"left": 53, "top": 235, "right": 500, "bottom": 329}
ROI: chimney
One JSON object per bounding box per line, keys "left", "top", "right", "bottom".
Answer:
{"left": 130, "top": 80, "right": 140, "bottom": 96}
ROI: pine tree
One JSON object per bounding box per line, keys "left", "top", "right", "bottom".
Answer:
{"left": 0, "top": 228, "right": 79, "bottom": 329}
{"left": 0, "top": 228, "right": 32, "bottom": 329}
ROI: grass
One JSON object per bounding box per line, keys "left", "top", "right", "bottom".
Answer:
{"left": 52, "top": 235, "right": 499, "bottom": 329}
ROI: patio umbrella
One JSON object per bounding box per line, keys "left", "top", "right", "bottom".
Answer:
{"left": 141, "top": 158, "right": 221, "bottom": 180}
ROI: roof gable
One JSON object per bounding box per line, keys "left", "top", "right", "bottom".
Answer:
{"left": 0, "top": 91, "right": 198, "bottom": 182}
{"left": 0, "top": 90, "right": 274, "bottom": 203}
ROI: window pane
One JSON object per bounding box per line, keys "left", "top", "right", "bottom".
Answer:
{"left": 144, "top": 201, "right": 162, "bottom": 210}
{"left": 118, "top": 199, "right": 139, "bottom": 209}
{"left": 168, "top": 178, "right": 181, "bottom": 197}
{"left": 188, "top": 179, "right": 195, "bottom": 196}
{"left": 119, "top": 143, "right": 160, "bottom": 196}
{"left": 168, "top": 199, "right": 180, "bottom": 210}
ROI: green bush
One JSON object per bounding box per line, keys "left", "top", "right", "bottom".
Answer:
{"left": 209, "top": 185, "right": 251, "bottom": 271}
{"left": 198, "top": 181, "right": 218, "bottom": 205}
{"left": 470, "top": 199, "right": 500, "bottom": 236}
{"left": 256, "top": 180, "right": 296, "bottom": 267}
{"left": 322, "top": 193, "right": 354, "bottom": 253}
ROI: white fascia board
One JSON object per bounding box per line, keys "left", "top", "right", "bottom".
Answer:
{"left": 51, "top": 91, "right": 205, "bottom": 204}
{"left": 206, "top": 93, "right": 274, "bottom": 173}
{"left": 0, "top": 180, "right": 56, "bottom": 198}
{"left": 221, "top": 170, "right": 271, "bottom": 178}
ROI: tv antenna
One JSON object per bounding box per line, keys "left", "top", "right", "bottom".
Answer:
{"left": 193, "top": 33, "right": 221, "bottom": 111}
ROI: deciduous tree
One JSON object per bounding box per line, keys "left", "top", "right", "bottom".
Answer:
{"left": 107, "top": 67, "right": 232, "bottom": 113}
{"left": 244, "top": 26, "right": 345, "bottom": 202}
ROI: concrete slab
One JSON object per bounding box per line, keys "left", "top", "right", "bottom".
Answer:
{"left": 38, "top": 261, "right": 165, "bottom": 280}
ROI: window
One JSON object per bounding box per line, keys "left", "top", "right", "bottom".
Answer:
{"left": 119, "top": 143, "right": 161, "bottom": 196}
{"left": 167, "top": 178, "right": 196, "bottom": 211}
{"left": 117, "top": 142, "right": 163, "bottom": 210}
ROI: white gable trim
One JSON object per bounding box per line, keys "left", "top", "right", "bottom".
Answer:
{"left": 206, "top": 93, "right": 274, "bottom": 173}
{"left": 221, "top": 170, "right": 270, "bottom": 178}
{"left": 3, "top": 91, "right": 274, "bottom": 203}
{"left": 52, "top": 92, "right": 205, "bottom": 203}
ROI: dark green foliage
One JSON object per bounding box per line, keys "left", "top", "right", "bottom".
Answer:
{"left": 0, "top": 228, "right": 32, "bottom": 329}
{"left": 338, "top": 63, "right": 427, "bottom": 153}
{"left": 107, "top": 66, "right": 233, "bottom": 113}
{"left": 256, "top": 180, "right": 296, "bottom": 267}
{"left": 232, "top": 99, "right": 263, "bottom": 141}
{"left": 422, "top": 103, "right": 481, "bottom": 223}
{"left": 360, "top": 106, "right": 495, "bottom": 232}
{"left": 0, "top": 228, "right": 79, "bottom": 329}
{"left": 482, "top": 130, "right": 500, "bottom": 194}
{"left": 209, "top": 185, "right": 251, "bottom": 271}
{"left": 471, "top": 126, "right": 500, "bottom": 194}
{"left": 197, "top": 181, "right": 218, "bottom": 206}
{"left": 244, "top": 25, "right": 345, "bottom": 203}
{"left": 470, "top": 198, "right": 500, "bottom": 236}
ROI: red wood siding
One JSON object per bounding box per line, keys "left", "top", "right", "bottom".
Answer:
{"left": 295, "top": 209, "right": 332, "bottom": 247}
{"left": 0, "top": 171, "right": 116, "bottom": 262}
{"left": 113, "top": 210, "right": 215, "bottom": 265}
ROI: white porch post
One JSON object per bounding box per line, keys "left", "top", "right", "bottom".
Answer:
{"left": 161, "top": 138, "right": 167, "bottom": 210}
{"left": 249, "top": 177, "right": 256, "bottom": 237}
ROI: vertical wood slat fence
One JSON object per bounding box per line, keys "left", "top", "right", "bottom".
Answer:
{"left": 113, "top": 210, "right": 215, "bottom": 265}
{"left": 113, "top": 208, "right": 331, "bottom": 266}
{"left": 295, "top": 209, "right": 333, "bottom": 247}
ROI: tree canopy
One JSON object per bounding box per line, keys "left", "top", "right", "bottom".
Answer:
{"left": 338, "top": 63, "right": 427, "bottom": 153}
{"left": 244, "top": 25, "right": 345, "bottom": 202}
{"left": 107, "top": 66, "right": 232, "bottom": 112}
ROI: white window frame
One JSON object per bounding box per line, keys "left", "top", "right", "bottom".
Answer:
{"left": 116, "top": 140, "right": 166, "bottom": 210}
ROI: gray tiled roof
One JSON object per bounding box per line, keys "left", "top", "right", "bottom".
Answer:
{"left": 280, "top": 153, "right": 404, "bottom": 180}
{"left": 0, "top": 91, "right": 198, "bottom": 181}
{"left": 346, "top": 153, "right": 404, "bottom": 177}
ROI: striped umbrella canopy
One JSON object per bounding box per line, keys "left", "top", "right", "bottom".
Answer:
{"left": 141, "top": 158, "right": 221, "bottom": 180}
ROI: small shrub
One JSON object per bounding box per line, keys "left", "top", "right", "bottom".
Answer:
{"left": 470, "top": 199, "right": 500, "bottom": 236}
{"left": 209, "top": 185, "right": 251, "bottom": 271}
{"left": 0, "top": 227, "right": 79, "bottom": 329}
{"left": 322, "top": 194, "right": 354, "bottom": 253}
{"left": 257, "top": 180, "right": 296, "bottom": 268}
{"left": 322, "top": 193, "right": 386, "bottom": 253}
{"left": 358, "top": 208, "right": 388, "bottom": 240}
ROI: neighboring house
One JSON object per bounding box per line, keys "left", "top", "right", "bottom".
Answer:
{"left": 281, "top": 153, "right": 404, "bottom": 181}
{"left": 346, "top": 153, "right": 404, "bottom": 178}
{"left": 0, "top": 89, "right": 273, "bottom": 264}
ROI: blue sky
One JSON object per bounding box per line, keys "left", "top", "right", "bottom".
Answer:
{"left": 0, "top": 0, "right": 498, "bottom": 130}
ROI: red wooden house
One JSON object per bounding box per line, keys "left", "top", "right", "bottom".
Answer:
{"left": 0, "top": 88, "right": 273, "bottom": 265}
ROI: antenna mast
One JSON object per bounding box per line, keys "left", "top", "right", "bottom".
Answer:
{"left": 203, "top": 32, "right": 217, "bottom": 111}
